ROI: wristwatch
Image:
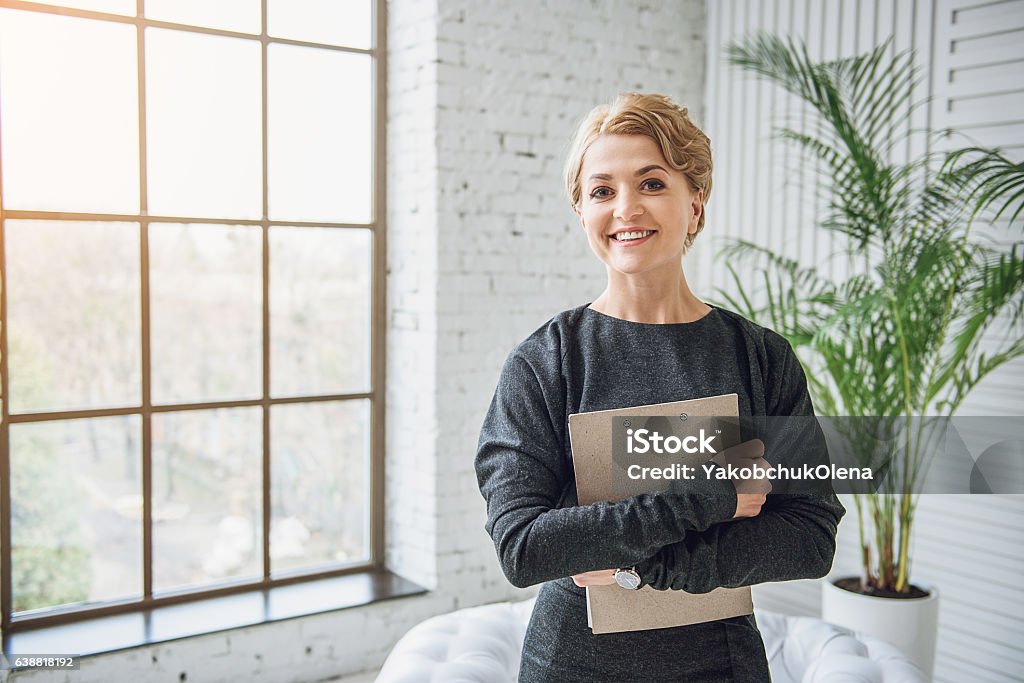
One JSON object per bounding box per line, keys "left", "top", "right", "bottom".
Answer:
{"left": 613, "top": 566, "right": 642, "bottom": 590}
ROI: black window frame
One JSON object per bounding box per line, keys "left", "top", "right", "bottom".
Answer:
{"left": 0, "top": 0, "right": 387, "bottom": 635}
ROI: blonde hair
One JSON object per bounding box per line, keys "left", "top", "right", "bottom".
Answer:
{"left": 564, "top": 93, "right": 713, "bottom": 249}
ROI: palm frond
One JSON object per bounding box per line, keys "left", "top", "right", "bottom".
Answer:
{"left": 942, "top": 147, "right": 1024, "bottom": 226}
{"left": 929, "top": 243, "right": 1024, "bottom": 407}
{"left": 715, "top": 239, "right": 838, "bottom": 340}
{"left": 729, "top": 33, "right": 930, "bottom": 250}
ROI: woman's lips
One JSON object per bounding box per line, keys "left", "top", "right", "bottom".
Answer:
{"left": 609, "top": 231, "right": 656, "bottom": 247}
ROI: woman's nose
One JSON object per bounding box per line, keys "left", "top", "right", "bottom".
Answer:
{"left": 613, "top": 191, "right": 644, "bottom": 221}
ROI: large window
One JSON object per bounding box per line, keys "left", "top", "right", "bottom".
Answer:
{"left": 0, "top": 0, "right": 383, "bottom": 631}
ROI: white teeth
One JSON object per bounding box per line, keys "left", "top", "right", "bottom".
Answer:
{"left": 613, "top": 230, "right": 654, "bottom": 241}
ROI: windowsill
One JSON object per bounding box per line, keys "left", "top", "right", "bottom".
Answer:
{"left": 2, "top": 570, "right": 427, "bottom": 661}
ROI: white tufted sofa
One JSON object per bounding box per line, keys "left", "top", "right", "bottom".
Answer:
{"left": 376, "top": 598, "right": 926, "bottom": 683}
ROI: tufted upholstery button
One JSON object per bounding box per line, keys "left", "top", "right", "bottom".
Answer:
{"left": 376, "top": 599, "right": 927, "bottom": 683}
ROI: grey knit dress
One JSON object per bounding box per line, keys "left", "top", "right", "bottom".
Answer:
{"left": 475, "top": 304, "right": 846, "bottom": 682}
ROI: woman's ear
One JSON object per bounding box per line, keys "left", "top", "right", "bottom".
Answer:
{"left": 688, "top": 189, "right": 704, "bottom": 234}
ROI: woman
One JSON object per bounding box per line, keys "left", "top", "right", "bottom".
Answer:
{"left": 475, "top": 93, "right": 845, "bottom": 682}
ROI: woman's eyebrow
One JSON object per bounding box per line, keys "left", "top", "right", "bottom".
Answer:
{"left": 587, "top": 164, "right": 669, "bottom": 181}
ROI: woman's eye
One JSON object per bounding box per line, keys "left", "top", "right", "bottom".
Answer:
{"left": 642, "top": 179, "right": 665, "bottom": 191}
{"left": 590, "top": 187, "right": 611, "bottom": 199}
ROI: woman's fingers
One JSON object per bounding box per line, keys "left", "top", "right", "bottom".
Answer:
{"left": 731, "top": 455, "right": 772, "bottom": 518}
{"left": 708, "top": 439, "right": 773, "bottom": 519}
{"left": 735, "top": 438, "right": 765, "bottom": 459}
{"left": 571, "top": 569, "right": 617, "bottom": 587}
{"left": 709, "top": 438, "right": 765, "bottom": 468}
{"left": 726, "top": 438, "right": 766, "bottom": 462}
{"left": 733, "top": 492, "right": 768, "bottom": 519}
{"left": 733, "top": 456, "right": 773, "bottom": 495}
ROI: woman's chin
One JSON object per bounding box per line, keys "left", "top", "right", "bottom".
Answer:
{"left": 603, "top": 254, "right": 682, "bottom": 278}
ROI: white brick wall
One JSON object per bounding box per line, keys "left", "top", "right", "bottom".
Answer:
{"left": 428, "top": 0, "right": 707, "bottom": 614}
{"left": 2, "top": 1, "right": 705, "bottom": 680}
{"left": 385, "top": 0, "right": 442, "bottom": 594}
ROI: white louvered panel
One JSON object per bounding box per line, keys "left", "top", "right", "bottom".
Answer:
{"left": 916, "top": 508, "right": 1024, "bottom": 549}
{"left": 692, "top": 0, "right": 730, "bottom": 295}
{"left": 946, "top": 34, "right": 1024, "bottom": 67}
{"left": 947, "top": 90, "right": 1024, "bottom": 126}
{"left": 939, "top": 658, "right": 1015, "bottom": 683}
{"left": 923, "top": 499, "right": 1024, "bottom": 532}
{"left": 916, "top": 492, "right": 1024, "bottom": 530}
{"left": 947, "top": 62, "right": 1024, "bottom": 98}
{"left": 751, "top": 0, "right": 774, "bottom": 274}
{"left": 939, "top": 630, "right": 1024, "bottom": 679}
{"left": 943, "top": 610, "right": 1024, "bottom": 656}
{"left": 959, "top": 391, "right": 1024, "bottom": 415}
{"left": 914, "top": 494, "right": 1024, "bottom": 518}
{"left": 706, "top": 2, "right": 1024, "bottom": 681}
{"left": 949, "top": 6, "right": 1024, "bottom": 39}
{"left": 942, "top": 76, "right": 1024, "bottom": 104}
{"left": 766, "top": 0, "right": 786, "bottom": 263}
{"left": 950, "top": 23, "right": 1024, "bottom": 51}
{"left": 892, "top": 0, "right": 922, "bottom": 167}
{"left": 941, "top": 599, "right": 1024, "bottom": 646}
{"left": 800, "top": 0, "right": 825, "bottom": 274}
{"left": 952, "top": 0, "right": 1024, "bottom": 26}
{"left": 739, "top": 0, "right": 761, "bottom": 254}
{"left": 960, "top": 369, "right": 1024, "bottom": 399}
{"left": 752, "top": 579, "right": 822, "bottom": 616}
{"left": 949, "top": 119, "right": 1024, "bottom": 146}
{"left": 913, "top": 530, "right": 1024, "bottom": 590}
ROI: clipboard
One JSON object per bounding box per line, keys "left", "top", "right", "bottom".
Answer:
{"left": 568, "top": 393, "right": 754, "bottom": 634}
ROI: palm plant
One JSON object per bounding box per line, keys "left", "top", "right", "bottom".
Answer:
{"left": 717, "top": 33, "right": 1024, "bottom": 595}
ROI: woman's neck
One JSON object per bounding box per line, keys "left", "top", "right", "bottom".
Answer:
{"left": 589, "top": 271, "right": 710, "bottom": 324}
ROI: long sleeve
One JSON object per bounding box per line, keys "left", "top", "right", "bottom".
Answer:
{"left": 638, "top": 337, "right": 846, "bottom": 592}
{"left": 476, "top": 349, "right": 737, "bottom": 589}
{"left": 637, "top": 492, "right": 843, "bottom": 591}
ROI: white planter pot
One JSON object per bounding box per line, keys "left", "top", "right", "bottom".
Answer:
{"left": 822, "top": 579, "right": 939, "bottom": 679}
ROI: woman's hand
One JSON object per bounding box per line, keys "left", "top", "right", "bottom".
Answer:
{"left": 708, "top": 438, "right": 772, "bottom": 520}
{"left": 571, "top": 569, "right": 617, "bottom": 587}
{"left": 733, "top": 454, "right": 772, "bottom": 519}
{"left": 733, "top": 489, "right": 769, "bottom": 519}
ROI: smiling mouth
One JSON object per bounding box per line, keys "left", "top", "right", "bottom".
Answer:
{"left": 611, "top": 230, "right": 656, "bottom": 242}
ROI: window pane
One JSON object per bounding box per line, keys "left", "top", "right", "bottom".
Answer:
{"left": 6, "top": 221, "right": 141, "bottom": 413}
{"left": 146, "top": 0, "right": 260, "bottom": 34}
{"left": 150, "top": 224, "right": 262, "bottom": 404}
{"left": 267, "top": 45, "right": 372, "bottom": 223}
{"left": 270, "top": 227, "right": 371, "bottom": 397}
{"left": 24, "top": 1, "right": 135, "bottom": 15}
{"left": 267, "top": 0, "right": 371, "bottom": 49}
{"left": 0, "top": 10, "right": 139, "bottom": 213}
{"left": 153, "top": 408, "right": 262, "bottom": 592}
{"left": 146, "top": 29, "right": 262, "bottom": 219}
{"left": 271, "top": 400, "right": 369, "bottom": 574}
{"left": 10, "top": 416, "right": 142, "bottom": 613}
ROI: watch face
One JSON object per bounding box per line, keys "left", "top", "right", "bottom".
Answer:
{"left": 615, "top": 569, "right": 641, "bottom": 590}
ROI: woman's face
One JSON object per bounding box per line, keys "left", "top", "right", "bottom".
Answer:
{"left": 576, "top": 134, "right": 702, "bottom": 278}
